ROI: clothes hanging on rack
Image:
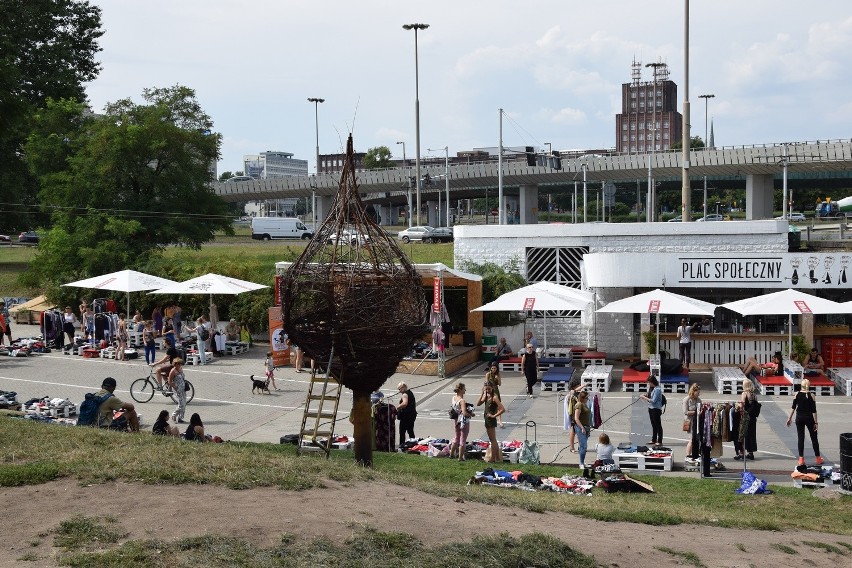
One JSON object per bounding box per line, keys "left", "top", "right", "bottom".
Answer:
{"left": 372, "top": 401, "right": 397, "bottom": 452}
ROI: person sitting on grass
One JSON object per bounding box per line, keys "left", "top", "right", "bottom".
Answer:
{"left": 152, "top": 410, "right": 179, "bottom": 437}
{"left": 96, "top": 377, "right": 140, "bottom": 432}
{"left": 184, "top": 412, "right": 207, "bottom": 442}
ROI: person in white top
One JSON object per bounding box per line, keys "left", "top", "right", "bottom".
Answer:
{"left": 676, "top": 318, "right": 700, "bottom": 370}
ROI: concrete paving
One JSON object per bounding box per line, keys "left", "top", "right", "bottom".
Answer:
{"left": 3, "top": 322, "right": 850, "bottom": 487}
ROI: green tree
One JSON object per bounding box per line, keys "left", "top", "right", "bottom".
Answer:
{"left": 22, "top": 86, "right": 234, "bottom": 293}
{"left": 0, "top": 0, "right": 103, "bottom": 234}
{"left": 670, "top": 136, "right": 705, "bottom": 150}
{"left": 219, "top": 171, "right": 234, "bottom": 181}
{"left": 457, "top": 259, "right": 525, "bottom": 327}
{"left": 363, "top": 145, "right": 393, "bottom": 169}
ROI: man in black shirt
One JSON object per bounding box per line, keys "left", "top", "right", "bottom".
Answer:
{"left": 397, "top": 382, "right": 417, "bottom": 447}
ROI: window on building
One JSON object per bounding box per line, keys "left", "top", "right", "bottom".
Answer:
{"left": 622, "top": 123, "right": 628, "bottom": 130}
{"left": 638, "top": 122, "right": 644, "bottom": 130}
{"left": 630, "top": 123, "right": 636, "bottom": 131}
{"left": 657, "top": 100, "right": 662, "bottom": 107}
{"left": 646, "top": 133, "right": 652, "bottom": 141}
{"left": 526, "top": 247, "right": 589, "bottom": 289}
{"left": 631, "top": 90, "right": 637, "bottom": 98}
{"left": 639, "top": 90, "right": 644, "bottom": 98}
{"left": 630, "top": 134, "right": 636, "bottom": 142}
{"left": 663, "top": 132, "right": 669, "bottom": 139}
{"left": 631, "top": 102, "right": 636, "bottom": 109}
{"left": 663, "top": 120, "right": 670, "bottom": 128}
{"left": 622, "top": 134, "right": 628, "bottom": 141}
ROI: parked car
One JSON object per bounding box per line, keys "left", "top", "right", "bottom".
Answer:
{"left": 18, "top": 231, "right": 39, "bottom": 244}
{"left": 225, "top": 175, "right": 254, "bottom": 182}
{"left": 423, "top": 226, "right": 454, "bottom": 243}
{"left": 775, "top": 212, "right": 807, "bottom": 222}
{"left": 695, "top": 214, "right": 724, "bottom": 222}
{"left": 327, "top": 229, "right": 370, "bottom": 246}
{"left": 397, "top": 225, "right": 435, "bottom": 243}
{"left": 0, "top": 234, "right": 10, "bottom": 243}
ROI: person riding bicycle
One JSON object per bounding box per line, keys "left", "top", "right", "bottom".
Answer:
{"left": 96, "top": 377, "right": 140, "bottom": 432}
{"left": 151, "top": 327, "right": 179, "bottom": 392}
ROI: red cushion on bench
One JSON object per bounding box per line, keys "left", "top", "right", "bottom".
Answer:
{"left": 622, "top": 368, "right": 649, "bottom": 382}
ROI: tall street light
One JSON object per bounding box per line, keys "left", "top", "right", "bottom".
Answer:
{"left": 396, "top": 141, "right": 411, "bottom": 227}
{"left": 428, "top": 146, "right": 449, "bottom": 227}
{"left": 645, "top": 62, "right": 664, "bottom": 222}
{"left": 307, "top": 97, "right": 324, "bottom": 227}
{"left": 403, "top": 22, "right": 429, "bottom": 226}
{"left": 681, "top": 0, "right": 692, "bottom": 224}
{"left": 699, "top": 93, "right": 715, "bottom": 219}
{"left": 307, "top": 97, "right": 324, "bottom": 175}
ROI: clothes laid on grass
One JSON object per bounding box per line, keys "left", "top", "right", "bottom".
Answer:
{"left": 469, "top": 468, "right": 595, "bottom": 495}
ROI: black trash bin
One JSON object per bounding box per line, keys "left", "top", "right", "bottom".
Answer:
{"left": 841, "top": 433, "right": 852, "bottom": 492}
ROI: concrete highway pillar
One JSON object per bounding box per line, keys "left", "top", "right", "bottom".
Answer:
{"left": 426, "top": 200, "right": 438, "bottom": 227}
{"left": 379, "top": 204, "right": 399, "bottom": 226}
{"left": 746, "top": 174, "right": 774, "bottom": 220}
{"left": 313, "top": 195, "right": 333, "bottom": 227}
{"left": 519, "top": 184, "right": 539, "bottom": 225}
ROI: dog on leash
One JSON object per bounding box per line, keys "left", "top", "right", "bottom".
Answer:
{"left": 250, "top": 374, "right": 271, "bottom": 394}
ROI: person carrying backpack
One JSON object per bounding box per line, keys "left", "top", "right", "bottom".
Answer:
{"left": 78, "top": 377, "right": 140, "bottom": 432}
{"left": 188, "top": 317, "right": 209, "bottom": 365}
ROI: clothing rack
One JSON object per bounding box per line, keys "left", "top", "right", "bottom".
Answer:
{"left": 695, "top": 399, "right": 746, "bottom": 479}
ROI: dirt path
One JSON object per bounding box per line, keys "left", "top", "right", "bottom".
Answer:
{"left": 2, "top": 479, "right": 849, "bottom": 567}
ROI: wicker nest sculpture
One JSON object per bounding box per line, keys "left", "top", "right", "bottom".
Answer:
{"left": 281, "top": 134, "right": 427, "bottom": 465}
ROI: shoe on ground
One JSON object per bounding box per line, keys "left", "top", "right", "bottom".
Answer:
{"left": 746, "top": 453, "right": 755, "bottom": 460}
{"left": 733, "top": 454, "right": 743, "bottom": 461}
{"left": 815, "top": 456, "right": 824, "bottom": 465}
{"left": 797, "top": 457, "right": 805, "bottom": 466}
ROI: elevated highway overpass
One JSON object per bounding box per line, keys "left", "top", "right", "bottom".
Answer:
{"left": 214, "top": 139, "right": 852, "bottom": 223}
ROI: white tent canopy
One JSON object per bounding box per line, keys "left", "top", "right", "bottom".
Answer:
{"left": 597, "top": 288, "right": 717, "bottom": 355}
{"left": 472, "top": 282, "right": 594, "bottom": 350}
{"left": 64, "top": 269, "right": 178, "bottom": 316}
{"left": 721, "top": 289, "right": 840, "bottom": 357}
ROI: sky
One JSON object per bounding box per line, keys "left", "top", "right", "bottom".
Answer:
{"left": 84, "top": 1, "right": 852, "bottom": 175}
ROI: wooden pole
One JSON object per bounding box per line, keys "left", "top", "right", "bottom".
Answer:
{"left": 352, "top": 389, "right": 373, "bottom": 467}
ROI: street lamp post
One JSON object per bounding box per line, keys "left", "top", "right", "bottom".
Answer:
{"left": 646, "top": 62, "right": 664, "bottom": 222}
{"left": 429, "top": 146, "right": 450, "bottom": 227}
{"left": 396, "top": 141, "right": 411, "bottom": 227}
{"left": 403, "top": 23, "right": 429, "bottom": 226}
{"left": 307, "top": 97, "right": 324, "bottom": 226}
{"left": 699, "top": 93, "right": 715, "bottom": 219}
{"left": 307, "top": 97, "right": 324, "bottom": 175}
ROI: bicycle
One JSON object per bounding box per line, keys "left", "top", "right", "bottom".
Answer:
{"left": 130, "top": 367, "right": 195, "bottom": 404}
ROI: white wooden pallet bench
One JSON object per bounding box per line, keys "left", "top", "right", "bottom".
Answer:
{"left": 828, "top": 368, "right": 852, "bottom": 396}
{"left": 612, "top": 451, "right": 672, "bottom": 472}
{"left": 185, "top": 351, "right": 214, "bottom": 365}
{"left": 581, "top": 364, "right": 612, "bottom": 392}
{"left": 225, "top": 342, "right": 250, "bottom": 356}
{"left": 660, "top": 378, "right": 689, "bottom": 394}
{"left": 580, "top": 351, "right": 606, "bottom": 366}
{"left": 713, "top": 366, "right": 746, "bottom": 395}
{"left": 757, "top": 375, "right": 793, "bottom": 396}
{"left": 498, "top": 357, "right": 522, "bottom": 373}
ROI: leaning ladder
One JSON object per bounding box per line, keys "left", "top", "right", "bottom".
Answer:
{"left": 297, "top": 356, "right": 343, "bottom": 458}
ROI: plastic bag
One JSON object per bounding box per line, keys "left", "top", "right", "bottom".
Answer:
{"left": 735, "top": 471, "right": 772, "bottom": 494}
{"left": 518, "top": 440, "right": 540, "bottom": 465}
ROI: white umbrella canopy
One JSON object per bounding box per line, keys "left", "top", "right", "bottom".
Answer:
{"left": 721, "top": 289, "right": 841, "bottom": 357}
{"left": 64, "top": 269, "right": 178, "bottom": 316}
{"left": 596, "top": 288, "right": 717, "bottom": 355}
{"left": 472, "top": 282, "right": 594, "bottom": 313}
{"left": 596, "top": 288, "right": 716, "bottom": 316}
{"left": 472, "top": 282, "right": 594, "bottom": 350}
{"left": 149, "top": 273, "right": 268, "bottom": 296}
{"left": 150, "top": 273, "right": 269, "bottom": 329}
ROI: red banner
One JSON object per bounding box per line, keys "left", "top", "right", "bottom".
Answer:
{"left": 648, "top": 300, "right": 661, "bottom": 313}
{"left": 274, "top": 275, "right": 282, "bottom": 306}
{"left": 523, "top": 297, "right": 536, "bottom": 311}
{"left": 433, "top": 277, "right": 441, "bottom": 313}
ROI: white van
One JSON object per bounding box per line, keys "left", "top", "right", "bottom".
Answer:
{"left": 250, "top": 217, "right": 314, "bottom": 241}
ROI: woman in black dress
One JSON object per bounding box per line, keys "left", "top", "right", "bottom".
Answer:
{"left": 520, "top": 343, "right": 538, "bottom": 397}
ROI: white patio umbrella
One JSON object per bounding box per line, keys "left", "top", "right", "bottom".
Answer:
{"left": 64, "top": 269, "right": 178, "bottom": 316}
{"left": 721, "top": 289, "right": 841, "bottom": 357}
{"left": 596, "top": 288, "right": 717, "bottom": 355}
{"left": 471, "top": 282, "right": 594, "bottom": 350}
{"left": 149, "top": 273, "right": 268, "bottom": 321}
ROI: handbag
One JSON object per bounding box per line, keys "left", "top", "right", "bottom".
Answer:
{"left": 682, "top": 419, "right": 691, "bottom": 432}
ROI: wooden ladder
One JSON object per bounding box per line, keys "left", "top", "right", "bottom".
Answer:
{"left": 297, "top": 361, "right": 343, "bottom": 458}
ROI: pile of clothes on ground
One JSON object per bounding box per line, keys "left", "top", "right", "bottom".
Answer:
{"left": 469, "top": 467, "right": 596, "bottom": 495}
{"left": 0, "top": 336, "right": 49, "bottom": 357}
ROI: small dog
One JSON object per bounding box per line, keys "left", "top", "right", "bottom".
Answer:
{"left": 250, "top": 374, "right": 271, "bottom": 394}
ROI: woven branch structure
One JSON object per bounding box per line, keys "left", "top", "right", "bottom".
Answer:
{"left": 280, "top": 134, "right": 428, "bottom": 393}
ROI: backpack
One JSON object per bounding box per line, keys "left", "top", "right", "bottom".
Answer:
{"left": 660, "top": 393, "right": 667, "bottom": 413}
{"left": 77, "top": 392, "right": 112, "bottom": 426}
{"left": 198, "top": 326, "right": 210, "bottom": 341}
